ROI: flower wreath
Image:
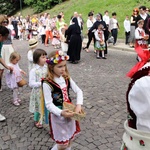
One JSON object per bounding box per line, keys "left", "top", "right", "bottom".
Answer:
{"left": 46, "top": 50, "right": 69, "bottom": 65}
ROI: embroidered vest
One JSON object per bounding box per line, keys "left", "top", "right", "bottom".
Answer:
{"left": 42, "top": 78, "right": 71, "bottom": 109}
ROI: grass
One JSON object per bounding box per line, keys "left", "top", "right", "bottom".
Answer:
{"left": 18, "top": 0, "right": 150, "bottom": 38}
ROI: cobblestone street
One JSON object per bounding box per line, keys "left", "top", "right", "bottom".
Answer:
{"left": 0, "top": 40, "right": 136, "bottom": 150}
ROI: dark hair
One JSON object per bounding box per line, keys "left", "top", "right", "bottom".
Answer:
{"left": 88, "top": 12, "right": 94, "bottom": 17}
{"left": 104, "top": 10, "right": 108, "bottom": 13}
{"left": 33, "top": 49, "right": 47, "bottom": 64}
{"left": 57, "top": 15, "right": 62, "bottom": 19}
{"left": 139, "top": 6, "right": 146, "bottom": 10}
{"left": 112, "top": 12, "right": 117, "bottom": 16}
{"left": 0, "top": 26, "right": 9, "bottom": 36}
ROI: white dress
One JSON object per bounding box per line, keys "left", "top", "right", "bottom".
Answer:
{"left": 5, "top": 63, "right": 22, "bottom": 89}
{"left": 29, "top": 64, "right": 47, "bottom": 113}
{"left": 43, "top": 76, "right": 83, "bottom": 144}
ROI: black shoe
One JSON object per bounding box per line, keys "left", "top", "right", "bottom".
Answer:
{"left": 102, "top": 57, "right": 107, "bottom": 59}
{"left": 96, "top": 56, "right": 101, "bottom": 59}
{"left": 71, "top": 61, "right": 78, "bottom": 64}
{"left": 83, "top": 47, "right": 87, "bottom": 50}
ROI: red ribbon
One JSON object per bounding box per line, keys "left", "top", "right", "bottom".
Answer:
{"left": 126, "top": 46, "right": 150, "bottom": 78}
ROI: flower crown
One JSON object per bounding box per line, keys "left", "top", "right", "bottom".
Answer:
{"left": 46, "top": 50, "right": 69, "bottom": 65}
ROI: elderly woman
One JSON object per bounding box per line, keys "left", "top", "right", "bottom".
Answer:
{"left": 0, "top": 15, "right": 15, "bottom": 92}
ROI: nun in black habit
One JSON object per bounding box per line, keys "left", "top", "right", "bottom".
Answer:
{"left": 66, "top": 17, "right": 82, "bottom": 64}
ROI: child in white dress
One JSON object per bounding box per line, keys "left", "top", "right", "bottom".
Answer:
{"left": 29, "top": 49, "right": 47, "bottom": 129}
{"left": 52, "top": 26, "right": 61, "bottom": 49}
{"left": 5, "top": 52, "right": 26, "bottom": 106}
{"left": 27, "top": 38, "right": 38, "bottom": 72}
{"left": 42, "top": 50, "right": 83, "bottom": 150}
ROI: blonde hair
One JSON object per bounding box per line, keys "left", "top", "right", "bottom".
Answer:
{"left": 0, "top": 15, "right": 8, "bottom": 25}
{"left": 46, "top": 50, "right": 70, "bottom": 81}
{"left": 9, "top": 52, "right": 21, "bottom": 63}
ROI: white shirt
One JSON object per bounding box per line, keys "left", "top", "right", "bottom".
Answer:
{"left": 94, "top": 30, "right": 105, "bottom": 41}
{"left": 86, "top": 18, "right": 96, "bottom": 30}
{"left": 103, "top": 15, "right": 110, "bottom": 25}
{"left": 123, "top": 19, "right": 130, "bottom": 32}
{"left": 109, "top": 18, "right": 118, "bottom": 30}
{"left": 135, "top": 27, "right": 145, "bottom": 39}
{"left": 43, "top": 76, "right": 83, "bottom": 117}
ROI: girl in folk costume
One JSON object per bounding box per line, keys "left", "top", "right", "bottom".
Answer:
{"left": 94, "top": 24, "right": 106, "bottom": 59}
{"left": 121, "top": 53, "right": 150, "bottom": 150}
{"left": 5, "top": 52, "right": 26, "bottom": 106}
{"left": 42, "top": 50, "right": 83, "bottom": 150}
{"left": 29, "top": 49, "right": 47, "bottom": 129}
{"left": 27, "top": 38, "right": 38, "bottom": 72}
{"left": 135, "top": 19, "right": 149, "bottom": 61}
{"left": 52, "top": 26, "right": 61, "bottom": 49}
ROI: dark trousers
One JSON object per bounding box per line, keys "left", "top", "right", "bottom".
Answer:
{"left": 125, "top": 31, "right": 130, "bottom": 44}
{"left": 41, "top": 34, "right": 46, "bottom": 44}
{"left": 111, "top": 28, "right": 118, "bottom": 45}
{"left": 86, "top": 32, "right": 95, "bottom": 49}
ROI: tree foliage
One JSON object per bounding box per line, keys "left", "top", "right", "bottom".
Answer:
{"left": 0, "top": 0, "right": 65, "bottom": 15}
{"left": 0, "top": 0, "right": 20, "bottom": 15}
{"left": 24, "top": 0, "right": 63, "bottom": 13}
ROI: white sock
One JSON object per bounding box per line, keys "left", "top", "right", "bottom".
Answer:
{"left": 97, "top": 51, "right": 99, "bottom": 57}
{"left": 51, "top": 144, "right": 58, "bottom": 150}
{"left": 102, "top": 51, "right": 105, "bottom": 57}
{"left": 66, "top": 147, "right": 71, "bottom": 150}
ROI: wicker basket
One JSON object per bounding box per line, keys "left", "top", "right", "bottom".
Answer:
{"left": 17, "top": 77, "right": 27, "bottom": 87}
{"left": 63, "top": 102, "right": 86, "bottom": 121}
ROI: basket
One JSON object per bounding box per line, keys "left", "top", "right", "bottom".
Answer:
{"left": 100, "top": 41, "right": 104, "bottom": 46}
{"left": 17, "top": 77, "right": 27, "bottom": 87}
{"left": 63, "top": 101, "right": 86, "bottom": 121}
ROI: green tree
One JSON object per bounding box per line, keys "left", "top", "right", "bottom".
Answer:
{"left": 0, "top": 0, "right": 20, "bottom": 15}
{"left": 24, "top": 0, "right": 63, "bottom": 13}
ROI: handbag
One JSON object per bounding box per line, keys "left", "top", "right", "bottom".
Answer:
{"left": 17, "top": 76, "right": 27, "bottom": 87}
{"left": 63, "top": 101, "right": 86, "bottom": 121}
{"left": 108, "top": 36, "right": 114, "bottom": 43}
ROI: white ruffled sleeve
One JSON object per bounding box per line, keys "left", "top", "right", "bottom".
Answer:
{"left": 70, "top": 78, "right": 83, "bottom": 105}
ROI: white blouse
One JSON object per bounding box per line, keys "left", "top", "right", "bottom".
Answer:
{"left": 129, "top": 75, "right": 150, "bottom": 132}
{"left": 29, "top": 64, "right": 47, "bottom": 88}
{"left": 43, "top": 76, "right": 83, "bottom": 117}
{"left": 135, "top": 27, "right": 145, "bottom": 39}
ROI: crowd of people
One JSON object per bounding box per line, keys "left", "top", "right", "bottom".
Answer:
{"left": 0, "top": 5, "right": 150, "bottom": 150}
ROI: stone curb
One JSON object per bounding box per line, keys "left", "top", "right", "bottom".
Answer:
{"left": 83, "top": 38, "right": 135, "bottom": 52}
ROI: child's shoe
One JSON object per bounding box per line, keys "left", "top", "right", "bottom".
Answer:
{"left": 13, "top": 100, "right": 20, "bottom": 106}
{"left": 34, "top": 122, "right": 43, "bottom": 129}
{"left": 17, "top": 99, "right": 21, "bottom": 103}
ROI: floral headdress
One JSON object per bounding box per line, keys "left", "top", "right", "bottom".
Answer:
{"left": 46, "top": 50, "right": 69, "bottom": 65}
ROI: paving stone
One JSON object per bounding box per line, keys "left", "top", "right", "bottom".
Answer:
{"left": 0, "top": 40, "right": 136, "bottom": 149}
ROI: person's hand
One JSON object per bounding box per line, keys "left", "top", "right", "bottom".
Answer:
{"left": 61, "top": 109, "right": 74, "bottom": 118}
{"left": 75, "top": 104, "right": 82, "bottom": 113}
{"left": 20, "top": 70, "right": 27, "bottom": 76}
{"left": 7, "top": 66, "right": 13, "bottom": 73}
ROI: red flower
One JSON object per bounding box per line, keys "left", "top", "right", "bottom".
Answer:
{"left": 139, "top": 140, "right": 145, "bottom": 146}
